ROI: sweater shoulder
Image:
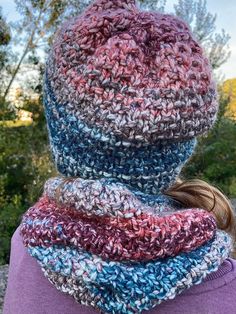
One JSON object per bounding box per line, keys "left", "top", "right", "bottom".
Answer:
{"left": 5, "top": 227, "right": 236, "bottom": 314}
{"left": 182, "top": 258, "right": 236, "bottom": 296}
{"left": 4, "top": 226, "right": 98, "bottom": 314}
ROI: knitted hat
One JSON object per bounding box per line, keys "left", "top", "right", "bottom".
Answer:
{"left": 43, "top": 0, "right": 218, "bottom": 194}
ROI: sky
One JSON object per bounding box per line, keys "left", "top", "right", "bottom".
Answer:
{"left": 0, "top": 0, "right": 236, "bottom": 80}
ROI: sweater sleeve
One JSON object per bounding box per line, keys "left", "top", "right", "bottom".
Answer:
{"left": 3, "top": 226, "right": 236, "bottom": 314}
{"left": 3, "top": 226, "right": 98, "bottom": 314}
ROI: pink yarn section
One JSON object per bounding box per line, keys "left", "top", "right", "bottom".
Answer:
{"left": 46, "top": 0, "right": 217, "bottom": 142}
{"left": 20, "top": 196, "right": 216, "bottom": 262}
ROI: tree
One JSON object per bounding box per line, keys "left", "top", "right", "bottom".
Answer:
{"left": 174, "top": 0, "right": 230, "bottom": 69}
{"left": 137, "top": 0, "right": 166, "bottom": 12}
{"left": 0, "top": 8, "right": 11, "bottom": 70}
{"left": 182, "top": 90, "right": 236, "bottom": 197}
{"left": 2, "top": 0, "right": 90, "bottom": 102}
{"left": 2, "top": 0, "right": 231, "bottom": 102}
{"left": 222, "top": 79, "right": 236, "bottom": 119}
{"left": 0, "top": 84, "right": 56, "bottom": 264}
{"left": 0, "top": 8, "right": 14, "bottom": 119}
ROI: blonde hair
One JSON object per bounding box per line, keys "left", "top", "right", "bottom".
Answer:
{"left": 164, "top": 178, "right": 236, "bottom": 257}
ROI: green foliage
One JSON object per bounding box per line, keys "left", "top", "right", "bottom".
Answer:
{"left": 0, "top": 7, "right": 11, "bottom": 94}
{"left": 0, "top": 96, "right": 56, "bottom": 265}
{"left": 0, "top": 120, "right": 32, "bottom": 127}
{"left": 0, "top": 194, "right": 25, "bottom": 264}
{"left": 2, "top": 0, "right": 87, "bottom": 102}
{"left": 0, "top": 8, "right": 11, "bottom": 47}
{"left": 182, "top": 96, "right": 236, "bottom": 196}
{"left": 14, "top": 0, "right": 83, "bottom": 41}
{"left": 222, "top": 78, "right": 236, "bottom": 119}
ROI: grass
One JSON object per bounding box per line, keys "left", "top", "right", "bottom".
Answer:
{"left": 0, "top": 120, "right": 32, "bottom": 127}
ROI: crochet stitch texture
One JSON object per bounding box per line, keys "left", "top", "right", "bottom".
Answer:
{"left": 19, "top": 1, "right": 231, "bottom": 313}
{"left": 20, "top": 178, "right": 232, "bottom": 313}
{"left": 43, "top": 0, "right": 218, "bottom": 192}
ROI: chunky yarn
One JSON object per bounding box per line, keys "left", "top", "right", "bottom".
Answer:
{"left": 20, "top": 177, "right": 232, "bottom": 313}
{"left": 44, "top": 74, "right": 197, "bottom": 193}
{"left": 43, "top": 0, "right": 217, "bottom": 192}
{"left": 28, "top": 232, "right": 231, "bottom": 314}
{"left": 21, "top": 177, "right": 217, "bottom": 262}
{"left": 47, "top": 0, "right": 217, "bottom": 142}
{"left": 19, "top": 1, "right": 228, "bottom": 313}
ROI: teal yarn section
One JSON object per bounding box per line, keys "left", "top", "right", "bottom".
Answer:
{"left": 44, "top": 75, "right": 197, "bottom": 194}
{"left": 28, "top": 231, "right": 232, "bottom": 314}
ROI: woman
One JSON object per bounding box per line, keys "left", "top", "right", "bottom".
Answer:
{"left": 3, "top": 0, "right": 236, "bottom": 313}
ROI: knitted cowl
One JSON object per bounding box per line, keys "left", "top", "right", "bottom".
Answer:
{"left": 19, "top": 1, "right": 231, "bottom": 313}
{"left": 20, "top": 177, "right": 232, "bottom": 313}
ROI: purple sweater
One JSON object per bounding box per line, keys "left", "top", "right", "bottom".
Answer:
{"left": 3, "top": 226, "right": 236, "bottom": 314}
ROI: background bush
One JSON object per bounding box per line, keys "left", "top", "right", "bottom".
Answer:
{"left": 0, "top": 96, "right": 55, "bottom": 264}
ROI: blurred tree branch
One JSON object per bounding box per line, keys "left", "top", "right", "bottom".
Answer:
{"left": 2, "top": 0, "right": 89, "bottom": 102}
{"left": 174, "top": 0, "right": 230, "bottom": 69}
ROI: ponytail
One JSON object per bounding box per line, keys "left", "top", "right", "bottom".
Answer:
{"left": 165, "top": 178, "right": 236, "bottom": 257}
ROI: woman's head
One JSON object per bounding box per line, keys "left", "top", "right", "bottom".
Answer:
{"left": 43, "top": 0, "right": 218, "bottom": 194}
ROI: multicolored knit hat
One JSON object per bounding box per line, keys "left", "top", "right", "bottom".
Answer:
{"left": 43, "top": 0, "right": 218, "bottom": 194}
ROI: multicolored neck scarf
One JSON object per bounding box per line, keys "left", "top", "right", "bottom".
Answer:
{"left": 20, "top": 177, "right": 232, "bottom": 314}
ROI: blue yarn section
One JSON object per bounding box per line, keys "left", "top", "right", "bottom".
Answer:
{"left": 43, "top": 75, "right": 197, "bottom": 194}
{"left": 28, "top": 231, "right": 231, "bottom": 313}
{"left": 88, "top": 177, "right": 179, "bottom": 207}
